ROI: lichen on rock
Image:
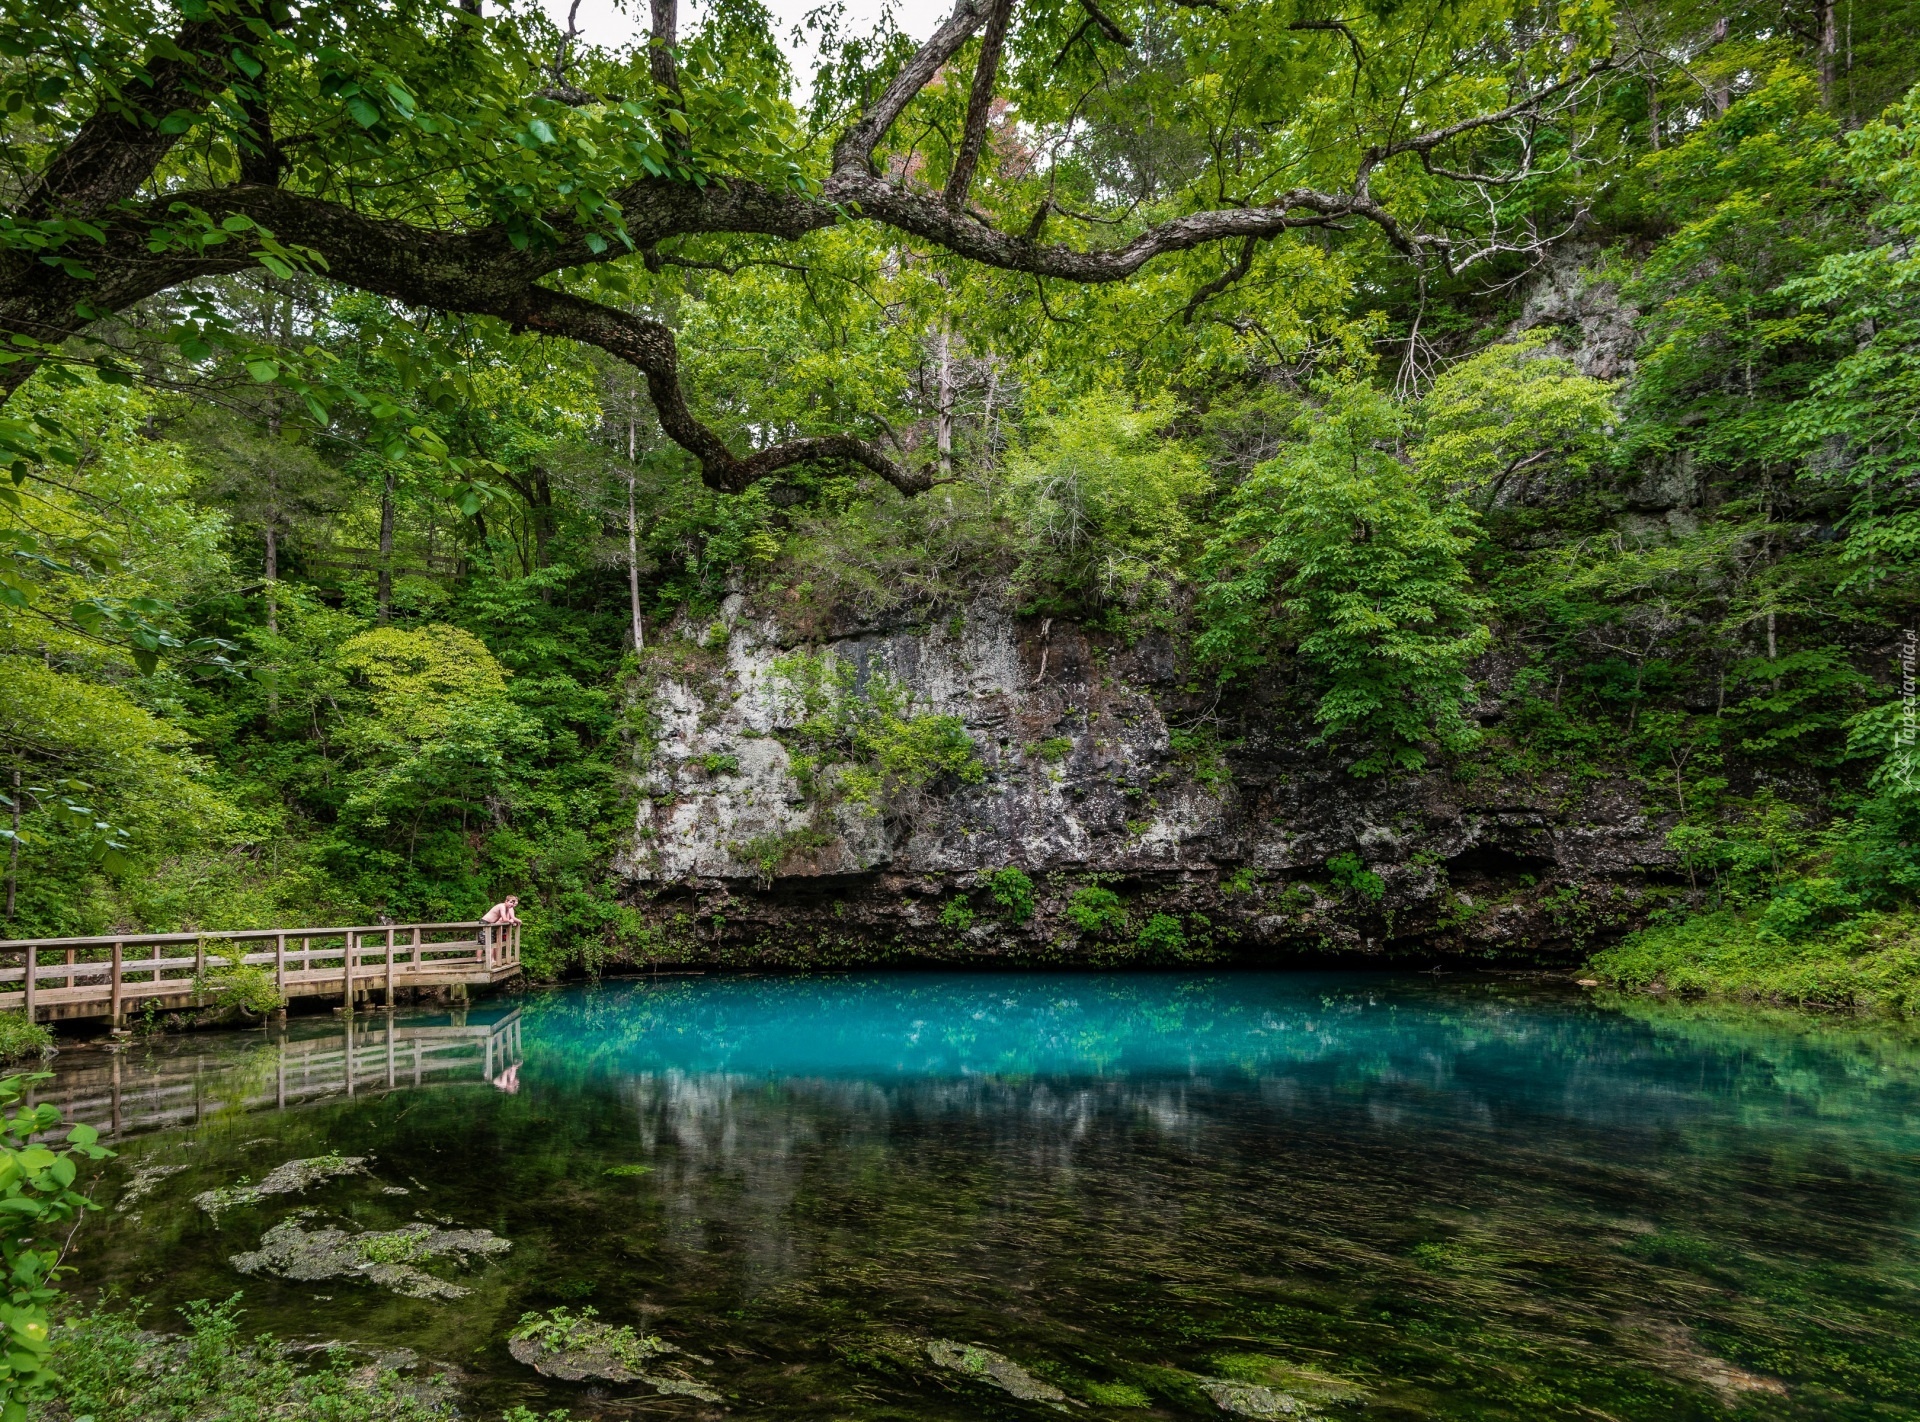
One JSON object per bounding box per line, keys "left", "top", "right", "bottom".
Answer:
{"left": 229, "top": 1212, "right": 510, "bottom": 1299}
{"left": 1199, "top": 1378, "right": 1314, "bottom": 1417}
{"left": 194, "top": 1154, "right": 369, "bottom": 1215}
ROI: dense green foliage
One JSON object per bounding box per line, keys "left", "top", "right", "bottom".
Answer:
{"left": 0, "top": 0, "right": 1914, "bottom": 996}
{"left": 43, "top": 1296, "right": 454, "bottom": 1421}
{"left": 0, "top": 1075, "right": 109, "bottom": 1421}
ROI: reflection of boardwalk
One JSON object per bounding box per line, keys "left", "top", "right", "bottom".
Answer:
{"left": 0, "top": 921, "right": 522, "bottom": 1022}
{"left": 33, "top": 1010, "right": 525, "bottom": 1139}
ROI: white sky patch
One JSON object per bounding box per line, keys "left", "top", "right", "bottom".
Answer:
{"left": 535, "top": 0, "right": 954, "bottom": 96}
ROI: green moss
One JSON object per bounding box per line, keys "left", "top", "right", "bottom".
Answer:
{"left": 1030, "top": 736, "right": 1074, "bottom": 764}
{"left": 938, "top": 898, "right": 975, "bottom": 931}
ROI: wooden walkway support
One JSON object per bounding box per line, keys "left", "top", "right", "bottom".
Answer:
{"left": 0, "top": 920, "right": 522, "bottom": 1024}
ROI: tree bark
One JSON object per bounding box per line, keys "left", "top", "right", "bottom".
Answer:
{"left": 943, "top": 0, "right": 1015, "bottom": 208}
{"left": 1819, "top": 0, "right": 1838, "bottom": 107}
{"left": 935, "top": 319, "right": 954, "bottom": 475}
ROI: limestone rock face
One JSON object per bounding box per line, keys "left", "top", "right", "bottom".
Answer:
{"left": 614, "top": 603, "right": 1679, "bottom": 966}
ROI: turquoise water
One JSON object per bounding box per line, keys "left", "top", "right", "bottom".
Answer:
{"left": 52, "top": 972, "right": 1920, "bottom": 1419}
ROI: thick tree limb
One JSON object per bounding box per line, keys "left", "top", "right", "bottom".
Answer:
{"left": 943, "top": 0, "right": 1016, "bottom": 208}
{"left": 832, "top": 0, "right": 987, "bottom": 175}
{"left": 520, "top": 290, "right": 932, "bottom": 493}
{"left": 0, "top": 1, "right": 1615, "bottom": 497}
{"left": 17, "top": 18, "right": 230, "bottom": 221}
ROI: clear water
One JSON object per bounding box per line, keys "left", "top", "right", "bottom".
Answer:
{"left": 45, "top": 972, "right": 1920, "bottom": 1419}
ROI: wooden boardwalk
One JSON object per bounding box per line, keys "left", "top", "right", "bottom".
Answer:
{"left": 0, "top": 920, "right": 522, "bottom": 1023}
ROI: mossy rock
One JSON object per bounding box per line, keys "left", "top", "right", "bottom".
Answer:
{"left": 925, "top": 1339, "right": 1073, "bottom": 1410}
{"left": 230, "top": 1213, "right": 510, "bottom": 1299}
{"left": 194, "top": 1154, "right": 369, "bottom": 1216}
{"left": 507, "top": 1307, "right": 721, "bottom": 1401}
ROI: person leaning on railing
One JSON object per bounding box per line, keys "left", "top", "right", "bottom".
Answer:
{"left": 479, "top": 896, "right": 520, "bottom": 963}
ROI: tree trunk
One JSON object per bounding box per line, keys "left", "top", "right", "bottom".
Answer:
{"left": 1648, "top": 77, "right": 1660, "bottom": 149}
{"left": 264, "top": 524, "right": 278, "bottom": 633}
{"left": 628, "top": 418, "right": 645, "bottom": 653}
{"left": 6, "top": 767, "right": 18, "bottom": 920}
{"left": 1710, "top": 16, "right": 1731, "bottom": 114}
{"left": 1819, "top": 0, "right": 1838, "bottom": 107}
{"left": 376, "top": 470, "right": 397, "bottom": 622}
{"left": 935, "top": 319, "right": 953, "bottom": 475}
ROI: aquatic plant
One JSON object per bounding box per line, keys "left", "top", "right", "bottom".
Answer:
{"left": 190, "top": 941, "right": 284, "bottom": 1019}
{"left": 230, "top": 1215, "right": 511, "bottom": 1301}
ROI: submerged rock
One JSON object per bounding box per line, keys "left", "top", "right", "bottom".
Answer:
{"left": 1199, "top": 1379, "right": 1313, "bottom": 1417}
{"left": 507, "top": 1306, "right": 721, "bottom": 1401}
{"left": 926, "top": 1339, "right": 1073, "bottom": 1409}
{"left": 230, "top": 1213, "right": 510, "bottom": 1299}
{"left": 195, "top": 1154, "right": 369, "bottom": 1215}
{"left": 116, "top": 1161, "right": 188, "bottom": 1210}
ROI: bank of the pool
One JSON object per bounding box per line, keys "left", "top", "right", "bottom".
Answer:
{"left": 1586, "top": 904, "right": 1920, "bottom": 1015}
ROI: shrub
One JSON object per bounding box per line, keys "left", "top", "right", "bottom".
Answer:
{"left": 192, "top": 943, "right": 284, "bottom": 1017}
{"left": 988, "top": 867, "right": 1035, "bottom": 922}
{"left": 1067, "top": 886, "right": 1128, "bottom": 936}
{"left": 1135, "top": 912, "right": 1187, "bottom": 956}
{"left": 0, "top": 1013, "right": 52, "bottom": 1063}
{"left": 938, "top": 898, "right": 975, "bottom": 932}
{"left": 1326, "top": 852, "right": 1385, "bottom": 904}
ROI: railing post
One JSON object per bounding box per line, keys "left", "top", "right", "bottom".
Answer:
{"left": 384, "top": 926, "right": 395, "bottom": 1006}
{"left": 64, "top": 946, "right": 74, "bottom": 991}
{"left": 275, "top": 932, "right": 286, "bottom": 997}
{"left": 342, "top": 932, "right": 354, "bottom": 1014}
{"left": 110, "top": 940, "right": 123, "bottom": 1028}
{"left": 23, "top": 944, "right": 35, "bottom": 1022}
{"left": 411, "top": 925, "right": 421, "bottom": 967}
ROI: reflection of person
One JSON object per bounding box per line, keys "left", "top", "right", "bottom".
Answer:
{"left": 481, "top": 895, "right": 520, "bottom": 927}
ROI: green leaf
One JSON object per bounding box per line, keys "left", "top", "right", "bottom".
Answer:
{"left": 346, "top": 95, "right": 381, "bottom": 128}
{"left": 245, "top": 358, "right": 280, "bottom": 383}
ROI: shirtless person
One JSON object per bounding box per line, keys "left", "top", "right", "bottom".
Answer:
{"left": 481, "top": 894, "right": 521, "bottom": 927}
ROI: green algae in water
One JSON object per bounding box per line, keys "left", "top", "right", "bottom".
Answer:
{"left": 50, "top": 973, "right": 1920, "bottom": 1420}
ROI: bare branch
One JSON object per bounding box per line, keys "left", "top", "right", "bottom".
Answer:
{"left": 944, "top": 0, "right": 1016, "bottom": 208}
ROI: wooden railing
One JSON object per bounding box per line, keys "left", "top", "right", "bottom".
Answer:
{"left": 0, "top": 920, "right": 522, "bottom": 1022}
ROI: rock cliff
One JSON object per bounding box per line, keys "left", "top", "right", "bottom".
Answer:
{"left": 613, "top": 600, "right": 1677, "bottom": 967}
